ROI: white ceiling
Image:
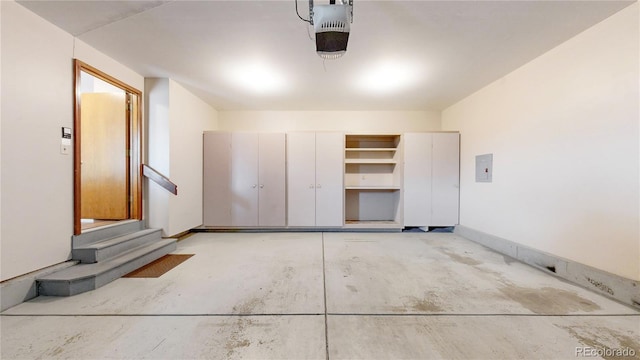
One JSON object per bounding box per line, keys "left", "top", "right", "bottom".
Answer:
{"left": 18, "top": 0, "right": 634, "bottom": 111}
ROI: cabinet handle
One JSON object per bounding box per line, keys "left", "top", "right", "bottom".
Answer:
{"left": 316, "top": 184, "right": 322, "bottom": 189}
{"left": 252, "top": 184, "right": 257, "bottom": 188}
{"left": 260, "top": 184, "right": 264, "bottom": 189}
{"left": 309, "top": 184, "right": 314, "bottom": 189}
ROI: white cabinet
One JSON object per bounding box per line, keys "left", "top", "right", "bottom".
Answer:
{"left": 287, "top": 133, "right": 315, "bottom": 226}
{"left": 231, "top": 133, "right": 259, "bottom": 226}
{"left": 256, "top": 133, "right": 286, "bottom": 226}
{"left": 404, "top": 133, "right": 432, "bottom": 226}
{"left": 403, "top": 132, "right": 459, "bottom": 227}
{"left": 203, "top": 132, "right": 285, "bottom": 227}
{"left": 205, "top": 131, "right": 458, "bottom": 230}
{"left": 287, "top": 132, "right": 343, "bottom": 227}
{"left": 315, "top": 133, "right": 344, "bottom": 226}
{"left": 432, "top": 133, "right": 460, "bottom": 226}
{"left": 203, "top": 132, "right": 232, "bottom": 226}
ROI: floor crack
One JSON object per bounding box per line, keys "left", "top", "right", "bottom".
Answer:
{"left": 322, "top": 232, "right": 329, "bottom": 360}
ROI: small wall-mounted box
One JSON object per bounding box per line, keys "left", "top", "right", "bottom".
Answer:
{"left": 475, "top": 154, "right": 493, "bottom": 182}
{"left": 61, "top": 127, "right": 72, "bottom": 155}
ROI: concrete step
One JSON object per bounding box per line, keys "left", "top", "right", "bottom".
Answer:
{"left": 73, "top": 228, "right": 162, "bottom": 264}
{"left": 73, "top": 220, "right": 144, "bottom": 248}
{"left": 37, "top": 239, "right": 177, "bottom": 297}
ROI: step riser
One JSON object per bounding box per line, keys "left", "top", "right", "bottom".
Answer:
{"left": 72, "top": 221, "right": 144, "bottom": 248}
{"left": 38, "top": 240, "right": 177, "bottom": 297}
{"left": 73, "top": 230, "right": 162, "bottom": 264}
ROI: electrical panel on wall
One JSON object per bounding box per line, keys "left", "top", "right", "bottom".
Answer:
{"left": 475, "top": 154, "right": 493, "bottom": 182}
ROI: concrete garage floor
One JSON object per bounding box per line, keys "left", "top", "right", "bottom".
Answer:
{"left": 1, "top": 232, "right": 638, "bottom": 359}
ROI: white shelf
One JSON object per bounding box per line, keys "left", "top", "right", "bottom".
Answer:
{"left": 345, "top": 159, "right": 397, "bottom": 164}
{"left": 345, "top": 148, "right": 397, "bottom": 152}
{"left": 345, "top": 186, "right": 400, "bottom": 190}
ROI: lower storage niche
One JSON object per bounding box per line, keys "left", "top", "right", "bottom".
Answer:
{"left": 344, "top": 189, "right": 402, "bottom": 229}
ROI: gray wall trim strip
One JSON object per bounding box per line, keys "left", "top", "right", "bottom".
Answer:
{"left": 454, "top": 225, "right": 639, "bottom": 309}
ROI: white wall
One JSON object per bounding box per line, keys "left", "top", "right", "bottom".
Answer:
{"left": 1, "top": 0, "right": 72, "bottom": 281}
{"left": 218, "top": 111, "right": 441, "bottom": 132}
{"left": 442, "top": 4, "right": 639, "bottom": 281}
{"left": 0, "top": 0, "right": 3, "bottom": 278}
{"left": 146, "top": 78, "right": 171, "bottom": 236}
{"left": 74, "top": 40, "right": 144, "bottom": 94}
{"left": 0, "top": 1, "right": 145, "bottom": 281}
{"left": 146, "top": 79, "right": 218, "bottom": 237}
{"left": 168, "top": 80, "right": 218, "bottom": 235}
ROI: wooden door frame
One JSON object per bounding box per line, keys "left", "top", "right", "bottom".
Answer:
{"left": 73, "top": 59, "right": 143, "bottom": 235}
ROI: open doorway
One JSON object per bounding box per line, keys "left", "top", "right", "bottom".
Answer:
{"left": 73, "top": 60, "right": 142, "bottom": 235}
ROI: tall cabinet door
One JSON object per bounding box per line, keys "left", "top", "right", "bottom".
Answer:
{"left": 432, "top": 133, "right": 460, "bottom": 226}
{"left": 203, "top": 132, "right": 232, "bottom": 226}
{"left": 287, "top": 133, "right": 317, "bottom": 226}
{"left": 404, "top": 133, "right": 432, "bottom": 226}
{"left": 231, "top": 133, "right": 259, "bottom": 226}
{"left": 315, "top": 132, "right": 344, "bottom": 227}
{"left": 258, "top": 133, "right": 286, "bottom": 226}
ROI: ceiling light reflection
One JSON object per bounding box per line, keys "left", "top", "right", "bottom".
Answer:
{"left": 223, "top": 60, "right": 287, "bottom": 95}
{"left": 354, "top": 60, "right": 422, "bottom": 95}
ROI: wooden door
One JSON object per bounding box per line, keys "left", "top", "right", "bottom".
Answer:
{"left": 315, "top": 132, "right": 344, "bottom": 227}
{"left": 258, "top": 133, "right": 286, "bottom": 226}
{"left": 287, "top": 132, "right": 317, "bottom": 226}
{"left": 203, "top": 132, "right": 232, "bottom": 226}
{"left": 80, "top": 93, "right": 128, "bottom": 219}
{"left": 231, "top": 133, "right": 259, "bottom": 226}
{"left": 432, "top": 133, "right": 460, "bottom": 226}
{"left": 403, "top": 133, "right": 432, "bottom": 227}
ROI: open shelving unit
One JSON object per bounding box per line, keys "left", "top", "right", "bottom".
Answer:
{"left": 344, "top": 134, "right": 403, "bottom": 229}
